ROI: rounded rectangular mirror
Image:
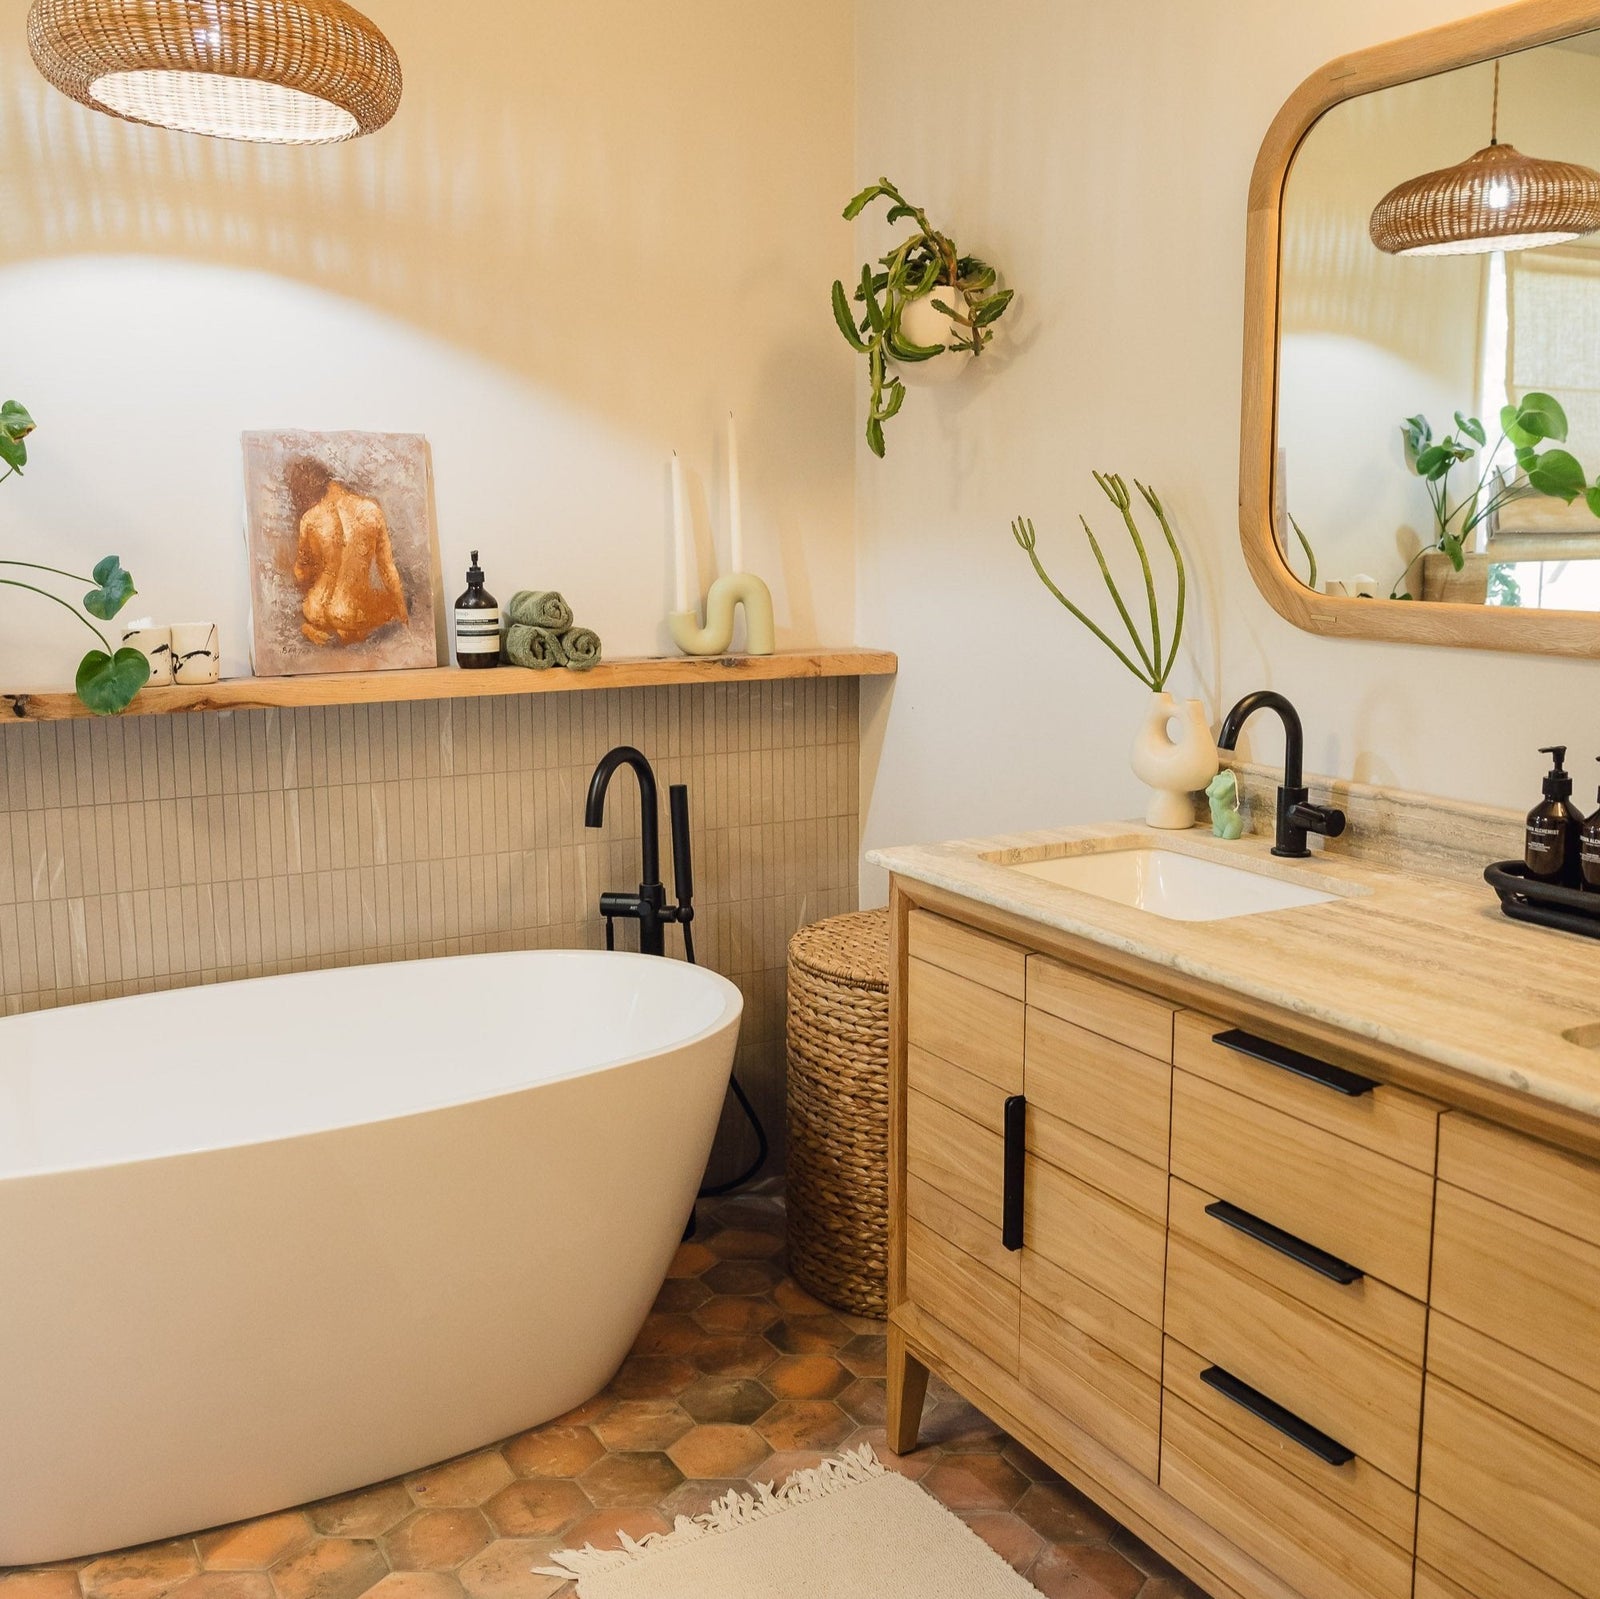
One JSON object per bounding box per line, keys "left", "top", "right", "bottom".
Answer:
{"left": 1244, "top": 0, "right": 1600, "bottom": 656}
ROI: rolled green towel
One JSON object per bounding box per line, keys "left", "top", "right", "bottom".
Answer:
{"left": 502, "top": 623, "right": 569, "bottom": 670}
{"left": 561, "top": 627, "right": 602, "bottom": 672}
{"left": 507, "top": 590, "right": 574, "bottom": 631}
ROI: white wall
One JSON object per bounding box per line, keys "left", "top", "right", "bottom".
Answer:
{"left": 0, "top": 0, "right": 857, "bottom": 688}
{"left": 855, "top": 0, "right": 1600, "bottom": 901}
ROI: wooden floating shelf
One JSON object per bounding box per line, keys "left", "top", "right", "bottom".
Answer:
{"left": 2, "top": 649, "right": 898, "bottom": 725}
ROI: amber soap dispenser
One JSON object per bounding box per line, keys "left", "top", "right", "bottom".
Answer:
{"left": 1580, "top": 758, "right": 1600, "bottom": 893}
{"left": 454, "top": 551, "right": 501, "bottom": 669}
{"left": 1526, "top": 745, "right": 1583, "bottom": 887}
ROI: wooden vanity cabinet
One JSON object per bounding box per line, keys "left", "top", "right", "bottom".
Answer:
{"left": 887, "top": 884, "right": 1600, "bottom": 1599}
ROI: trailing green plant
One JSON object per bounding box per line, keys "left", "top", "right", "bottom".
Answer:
{"left": 1287, "top": 512, "right": 1318, "bottom": 592}
{"left": 1, "top": 401, "right": 150, "bottom": 714}
{"left": 832, "top": 177, "right": 1013, "bottom": 458}
{"left": 1393, "top": 392, "right": 1597, "bottom": 600}
{"left": 1011, "top": 473, "right": 1187, "bottom": 693}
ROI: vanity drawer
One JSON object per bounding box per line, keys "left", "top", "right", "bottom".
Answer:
{"left": 1028, "top": 1105, "right": 1166, "bottom": 1221}
{"left": 1024, "top": 1006, "right": 1172, "bottom": 1169}
{"left": 906, "top": 1090, "right": 1004, "bottom": 1229}
{"left": 1438, "top": 1112, "right": 1600, "bottom": 1246}
{"left": 1164, "top": 1225, "right": 1423, "bottom": 1486}
{"left": 1159, "top": 1341, "right": 1415, "bottom": 1599}
{"left": 1170, "top": 1067, "right": 1434, "bottom": 1297}
{"left": 907, "top": 908, "right": 1027, "bottom": 1000}
{"left": 1420, "top": 1379, "right": 1600, "bottom": 1599}
{"left": 1168, "top": 1178, "right": 1426, "bottom": 1366}
{"left": 1431, "top": 1176, "right": 1600, "bottom": 1398}
{"left": 905, "top": 1217, "right": 1018, "bottom": 1376}
{"left": 1022, "top": 1235, "right": 1163, "bottom": 1378}
{"left": 1022, "top": 1293, "right": 1160, "bottom": 1480}
{"left": 1024, "top": 1156, "right": 1165, "bottom": 1327}
{"left": 907, "top": 956, "right": 1024, "bottom": 1094}
{"left": 1027, "top": 955, "right": 1176, "bottom": 1061}
{"left": 1416, "top": 1499, "right": 1583, "bottom": 1599}
{"left": 1175, "top": 1010, "right": 1439, "bottom": 1172}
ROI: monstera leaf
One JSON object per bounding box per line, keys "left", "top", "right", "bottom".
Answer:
{"left": 82, "top": 555, "right": 137, "bottom": 621}
{"left": 75, "top": 648, "right": 151, "bottom": 716}
{"left": 1502, "top": 392, "right": 1570, "bottom": 448}
{"left": 0, "top": 400, "right": 34, "bottom": 474}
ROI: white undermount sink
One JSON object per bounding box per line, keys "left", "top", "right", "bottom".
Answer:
{"left": 1008, "top": 848, "right": 1339, "bottom": 922}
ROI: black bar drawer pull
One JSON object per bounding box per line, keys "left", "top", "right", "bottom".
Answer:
{"left": 1200, "top": 1366, "right": 1355, "bottom": 1468}
{"left": 1002, "top": 1095, "right": 1026, "bottom": 1252}
{"left": 1204, "top": 1200, "right": 1364, "bottom": 1286}
{"left": 1212, "top": 1028, "right": 1378, "bottom": 1098}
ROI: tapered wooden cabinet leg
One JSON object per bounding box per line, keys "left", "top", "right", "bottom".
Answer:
{"left": 885, "top": 1325, "right": 931, "bottom": 1455}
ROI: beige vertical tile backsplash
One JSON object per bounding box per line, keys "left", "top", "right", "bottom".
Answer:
{"left": 0, "top": 679, "right": 861, "bottom": 1177}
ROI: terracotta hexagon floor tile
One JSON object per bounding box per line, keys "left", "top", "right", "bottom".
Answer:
{"left": 923, "top": 1453, "right": 1030, "bottom": 1514}
{"left": 307, "top": 1484, "right": 413, "bottom": 1538}
{"left": 919, "top": 1396, "right": 1008, "bottom": 1453}
{"left": 268, "top": 1540, "right": 388, "bottom": 1599}
{"left": 766, "top": 1316, "right": 851, "bottom": 1355}
{"left": 838, "top": 1333, "right": 887, "bottom": 1377}
{"left": 961, "top": 1511, "right": 1043, "bottom": 1573}
{"left": 755, "top": 1398, "right": 853, "bottom": 1453}
{"left": 703, "top": 1228, "right": 783, "bottom": 1260}
{"left": 0, "top": 1575, "right": 83, "bottom": 1599}
{"left": 665, "top": 1424, "right": 769, "bottom": 1479}
{"left": 835, "top": 1375, "right": 886, "bottom": 1423}
{"left": 361, "top": 1576, "right": 464, "bottom": 1599}
{"left": 750, "top": 1449, "right": 827, "bottom": 1485}
{"left": 690, "top": 1296, "right": 780, "bottom": 1336}
{"left": 552, "top": 1509, "right": 670, "bottom": 1555}
{"left": 764, "top": 1353, "right": 851, "bottom": 1401}
{"left": 690, "top": 1334, "right": 776, "bottom": 1379}
{"left": 1028, "top": 1542, "right": 1145, "bottom": 1599}
{"left": 678, "top": 1376, "right": 774, "bottom": 1426}
{"left": 840, "top": 1428, "right": 939, "bottom": 1481}
{"left": 771, "top": 1280, "right": 831, "bottom": 1317}
{"left": 171, "top": 1576, "right": 274, "bottom": 1599}
{"left": 547, "top": 1395, "right": 609, "bottom": 1428}
{"left": 381, "top": 1511, "right": 492, "bottom": 1573}
{"left": 482, "top": 1479, "right": 590, "bottom": 1540}
{"left": 590, "top": 1401, "right": 694, "bottom": 1453}
{"left": 665, "top": 1242, "right": 716, "bottom": 1278}
{"left": 603, "top": 1357, "right": 697, "bottom": 1401}
{"left": 700, "top": 1260, "right": 782, "bottom": 1297}
{"left": 196, "top": 1512, "right": 314, "bottom": 1572}
{"left": 626, "top": 1314, "right": 703, "bottom": 1359}
{"left": 1000, "top": 1438, "right": 1063, "bottom": 1483}
{"left": 406, "top": 1453, "right": 513, "bottom": 1509}
{"left": 502, "top": 1426, "right": 604, "bottom": 1479}
{"left": 654, "top": 1479, "right": 755, "bottom": 1522}
{"left": 651, "top": 1278, "right": 711, "bottom": 1314}
{"left": 82, "top": 1544, "right": 199, "bottom": 1599}
{"left": 456, "top": 1542, "right": 567, "bottom": 1599}
{"left": 1015, "top": 1481, "right": 1117, "bottom": 1545}
{"left": 576, "top": 1453, "right": 683, "bottom": 1510}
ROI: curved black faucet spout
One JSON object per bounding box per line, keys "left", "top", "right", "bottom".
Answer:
{"left": 1217, "top": 691, "right": 1344, "bottom": 860}
{"left": 585, "top": 745, "right": 660, "bottom": 889}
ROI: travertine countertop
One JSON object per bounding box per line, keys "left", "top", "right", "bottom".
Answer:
{"left": 868, "top": 822, "right": 1600, "bottom": 1120}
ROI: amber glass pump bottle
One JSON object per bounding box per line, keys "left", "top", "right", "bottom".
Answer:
{"left": 454, "top": 551, "right": 500, "bottom": 670}
{"left": 1526, "top": 745, "right": 1583, "bottom": 887}
{"left": 1580, "top": 758, "right": 1600, "bottom": 894}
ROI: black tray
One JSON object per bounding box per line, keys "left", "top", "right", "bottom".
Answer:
{"left": 1484, "top": 860, "right": 1600, "bottom": 941}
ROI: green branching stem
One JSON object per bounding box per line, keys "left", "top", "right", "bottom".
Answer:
{"left": 0, "top": 558, "right": 95, "bottom": 585}
{"left": 0, "top": 579, "right": 110, "bottom": 651}
{"left": 1139, "top": 480, "right": 1187, "bottom": 687}
{"left": 1077, "top": 515, "right": 1157, "bottom": 679}
{"left": 1095, "top": 472, "right": 1162, "bottom": 680}
{"left": 1287, "top": 513, "right": 1318, "bottom": 592}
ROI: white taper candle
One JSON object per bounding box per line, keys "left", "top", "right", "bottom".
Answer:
{"left": 672, "top": 451, "right": 695, "bottom": 612}
{"left": 728, "top": 412, "right": 745, "bottom": 574}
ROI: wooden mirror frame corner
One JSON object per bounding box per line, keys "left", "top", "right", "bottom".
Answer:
{"left": 1241, "top": 0, "right": 1600, "bottom": 659}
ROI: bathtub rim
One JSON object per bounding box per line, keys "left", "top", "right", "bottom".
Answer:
{"left": 0, "top": 948, "right": 744, "bottom": 1184}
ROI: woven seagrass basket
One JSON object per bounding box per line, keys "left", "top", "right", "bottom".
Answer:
{"left": 785, "top": 907, "right": 891, "bottom": 1317}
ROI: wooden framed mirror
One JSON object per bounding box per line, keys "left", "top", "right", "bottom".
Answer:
{"left": 1243, "top": 0, "right": 1600, "bottom": 657}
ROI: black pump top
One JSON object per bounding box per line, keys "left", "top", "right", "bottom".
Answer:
{"left": 465, "top": 550, "right": 485, "bottom": 588}
{"left": 1540, "top": 745, "right": 1574, "bottom": 800}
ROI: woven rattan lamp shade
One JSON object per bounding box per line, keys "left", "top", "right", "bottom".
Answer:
{"left": 27, "top": 0, "right": 402, "bottom": 144}
{"left": 1371, "top": 141, "right": 1600, "bottom": 257}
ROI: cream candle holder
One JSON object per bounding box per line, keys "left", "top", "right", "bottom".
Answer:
{"left": 669, "top": 573, "right": 775, "bottom": 657}
{"left": 121, "top": 623, "right": 174, "bottom": 687}
{"left": 171, "top": 622, "right": 221, "bottom": 685}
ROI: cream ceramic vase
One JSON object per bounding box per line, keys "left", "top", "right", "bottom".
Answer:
{"left": 1130, "top": 692, "right": 1220, "bottom": 830}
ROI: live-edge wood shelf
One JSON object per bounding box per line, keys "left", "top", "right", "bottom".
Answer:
{"left": 2, "top": 648, "right": 898, "bottom": 724}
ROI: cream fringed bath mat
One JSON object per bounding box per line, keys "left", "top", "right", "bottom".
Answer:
{"left": 537, "top": 1445, "right": 1039, "bottom": 1598}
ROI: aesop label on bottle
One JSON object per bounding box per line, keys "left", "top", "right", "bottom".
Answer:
{"left": 456, "top": 608, "right": 502, "bottom": 655}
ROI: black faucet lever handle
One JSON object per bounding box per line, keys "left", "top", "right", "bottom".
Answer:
{"left": 1289, "top": 802, "right": 1347, "bottom": 839}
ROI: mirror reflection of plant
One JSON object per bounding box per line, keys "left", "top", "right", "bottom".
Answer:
{"left": 1393, "top": 392, "right": 1593, "bottom": 600}
{"left": 832, "top": 177, "right": 1013, "bottom": 458}
{"left": 1287, "top": 513, "right": 1319, "bottom": 591}
{"left": 0, "top": 401, "right": 151, "bottom": 714}
{"left": 1011, "top": 473, "right": 1186, "bottom": 692}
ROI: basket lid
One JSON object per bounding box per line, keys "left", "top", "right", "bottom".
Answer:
{"left": 789, "top": 907, "right": 890, "bottom": 987}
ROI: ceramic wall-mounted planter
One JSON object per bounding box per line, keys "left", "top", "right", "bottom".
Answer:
{"left": 894, "top": 289, "right": 974, "bottom": 387}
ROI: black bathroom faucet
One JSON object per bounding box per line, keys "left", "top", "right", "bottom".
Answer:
{"left": 584, "top": 746, "right": 695, "bottom": 956}
{"left": 1216, "top": 691, "right": 1347, "bottom": 859}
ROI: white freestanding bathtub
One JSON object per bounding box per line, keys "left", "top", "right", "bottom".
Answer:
{"left": 0, "top": 949, "right": 742, "bottom": 1564}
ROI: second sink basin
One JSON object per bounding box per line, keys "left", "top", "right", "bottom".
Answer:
{"left": 1009, "top": 848, "right": 1339, "bottom": 922}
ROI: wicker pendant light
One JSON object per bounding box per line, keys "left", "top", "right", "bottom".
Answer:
{"left": 27, "top": 0, "right": 402, "bottom": 145}
{"left": 1371, "top": 61, "right": 1600, "bottom": 256}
